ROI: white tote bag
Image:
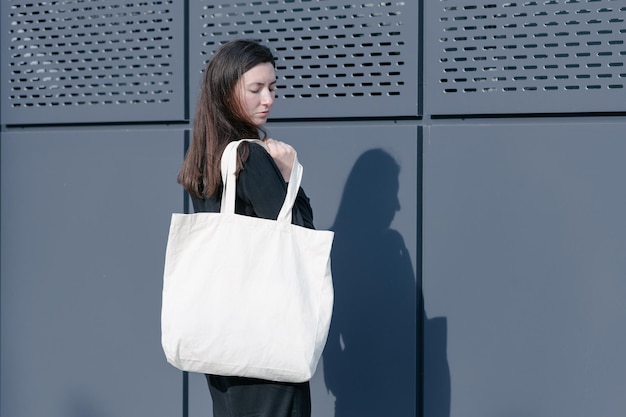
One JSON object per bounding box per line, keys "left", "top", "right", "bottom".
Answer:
{"left": 161, "top": 139, "right": 334, "bottom": 383}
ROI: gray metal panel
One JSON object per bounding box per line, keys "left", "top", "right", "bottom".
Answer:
{"left": 188, "top": 0, "right": 420, "bottom": 119}
{"left": 424, "top": 0, "right": 626, "bottom": 115}
{"left": 185, "top": 122, "right": 421, "bottom": 417}
{"left": 422, "top": 122, "right": 626, "bottom": 416}
{"left": 0, "top": 128, "right": 184, "bottom": 417}
{"left": 0, "top": 0, "right": 186, "bottom": 125}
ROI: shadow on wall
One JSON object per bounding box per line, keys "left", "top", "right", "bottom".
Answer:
{"left": 323, "top": 149, "right": 450, "bottom": 417}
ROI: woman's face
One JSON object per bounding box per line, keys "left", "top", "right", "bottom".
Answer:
{"left": 238, "top": 62, "right": 276, "bottom": 126}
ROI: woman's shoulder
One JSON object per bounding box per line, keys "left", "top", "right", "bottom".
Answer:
{"left": 244, "top": 141, "right": 274, "bottom": 167}
{"left": 247, "top": 140, "right": 269, "bottom": 155}
{"left": 238, "top": 140, "right": 284, "bottom": 186}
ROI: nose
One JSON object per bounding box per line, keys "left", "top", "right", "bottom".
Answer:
{"left": 261, "top": 89, "right": 274, "bottom": 107}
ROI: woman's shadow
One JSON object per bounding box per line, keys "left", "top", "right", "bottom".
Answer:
{"left": 323, "top": 149, "right": 450, "bottom": 417}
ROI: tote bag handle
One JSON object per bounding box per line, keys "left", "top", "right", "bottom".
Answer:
{"left": 220, "top": 139, "right": 303, "bottom": 224}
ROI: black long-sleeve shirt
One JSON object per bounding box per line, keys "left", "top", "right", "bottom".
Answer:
{"left": 191, "top": 142, "right": 314, "bottom": 229}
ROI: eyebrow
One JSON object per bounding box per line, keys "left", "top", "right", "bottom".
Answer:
{"left": 247, "top": 80, "right": 277, "bottom": 87}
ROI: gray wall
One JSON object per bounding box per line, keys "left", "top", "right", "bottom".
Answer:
{"left": 423, "top": 121, "right": 626, "bottom": 416}
{"left": 1, "top": 128, "right": 184, "bottom": 417}
{"left": 2, "top": 1, "right": 625, "bottom": 417}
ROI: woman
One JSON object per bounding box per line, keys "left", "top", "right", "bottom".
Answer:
{"left": 177, "top": 39, "right": 314, "bottom": 417}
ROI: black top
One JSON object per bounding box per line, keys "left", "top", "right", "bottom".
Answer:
{"left": 191, "top": 142, "right": 315, "bottom": 229}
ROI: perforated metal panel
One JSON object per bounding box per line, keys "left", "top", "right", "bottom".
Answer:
{"left": 425, "top": 0, "right": 626, "bottom": 115}
{"left": 189, "top": 0, "right": 420, "bottom": 119}
{"left": 0, "top": 0, "right": 186, "bottom": 125}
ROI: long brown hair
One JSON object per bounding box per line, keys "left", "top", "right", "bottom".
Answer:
{"left": 178, "top": 39, "right": 276, "bottom": 198}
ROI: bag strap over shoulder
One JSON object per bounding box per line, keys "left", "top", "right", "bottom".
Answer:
{"left": 220, "top": 139, "right": 303, "bottom": 224}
